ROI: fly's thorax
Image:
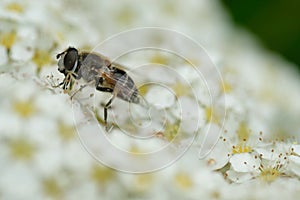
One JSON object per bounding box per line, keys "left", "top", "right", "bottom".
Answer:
{"left": 80, "top": 52, "right": 111, "bottom": 69}
{"left": 78, "top": 52, "right": 111, "bottom": 83}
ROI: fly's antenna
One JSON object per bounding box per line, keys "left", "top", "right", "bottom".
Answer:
{"left": 56, "top": 52, "right": 64, "bottom": 59}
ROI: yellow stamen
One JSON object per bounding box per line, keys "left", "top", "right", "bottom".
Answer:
{"left": 13, "top": 100, "right": 36, "bottom": 118}
{"left": 43, "top": 177, "right": 63, "bottom": 198}
{"left": 58, "top": 122, "right": 76, "bottom": 141}
{"left": 232, "top": 144, "right": 252, "bottom": 154}
{"left": 5, "top": 2, "right": 24, "bottom": 13}
{"left": 236, "top": 122, "right": 250, "bottom": 141}
{"left": 90, "top": 165, "right": 115, "bottom": 185}
{"left": 129, "top": 145, "right": 141, "bottom": 154}
{"left": 115, "top": 7, "right": 135, "bottom": 25}
{"left": 164, "top": 120, "right": 180, "bottom": 141}
{"left": 175, "top": 172, "right": 194, "bottom": 190}
{"left": 0, "top": 32, "right": 17, "bottom": 49}
{"left": 172, "top": 82, "right": 189, "bottom": 97}
{"left": 260, "top": 167, "right": 281, "bottom": 183}
{"left": 139, "top": 84, "right": 150, "bottom": 96}
{"left": 32, "top": 49, "right": 52, "bottom": 72}
{"left": 221, "top": 81, "right": 232, "bottom": 93}
{"left": 9, "top": 138, "right": 35, "bottom": 160}
{"left": 205, "top": 106, "right": 219, "bottom": 123}
{"left": 149, "top": 54, "right": 169, "bottom": 65}
{"left": 135, "top": 174, "right": 153, "bottom": 192}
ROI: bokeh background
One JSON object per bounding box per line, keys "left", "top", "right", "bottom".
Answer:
{"left": 222, "top": 0, "right": 300, "bottom": 72}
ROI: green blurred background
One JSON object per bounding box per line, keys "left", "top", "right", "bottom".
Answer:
{"left": 221, "top": 0, "right": 300, "bottom": 72}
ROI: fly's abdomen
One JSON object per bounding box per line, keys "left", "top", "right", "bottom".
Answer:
{"left": 114, "top": 72, "right": 140, "bottom": 104}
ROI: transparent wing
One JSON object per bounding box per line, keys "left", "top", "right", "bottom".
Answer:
{"left": 100, "top": 63, "right": 141, "bottom": 104}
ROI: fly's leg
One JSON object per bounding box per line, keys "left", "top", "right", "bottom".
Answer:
{"left": 96, "top": 86, "right": 113, "bottom": 93}
{"left": 104, "top": 96, "right": 114, "bottom": 131}
{"left": 53, "top": 75, "right": 71, "bottom": 90}
{"left": 96, "top": 84, "right": 114, "bottom": 131}
{"left": 70, "top": 84, "right": 88, "bottom": 100}
{"left": 48, "top": 74, "right": 63, "bottom": 88}
{"left": 52, "top": 78, "right": 65, "bottom": 88}
{"left": 95, "top": 77, "right": 113, "bottom": 93}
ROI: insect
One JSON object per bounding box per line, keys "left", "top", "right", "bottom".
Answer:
{"left": 56, "top": 47, "right": 145, "bottom": 129}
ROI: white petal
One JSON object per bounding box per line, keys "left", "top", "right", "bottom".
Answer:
{"left": 198, "top": 123, "right": 223, "bottom": 159}
{"left": 11, "top": 42, "right": 34, "bottom": 62}
{"left": 292, "top": 145, "right": 300, "bottom": 155}
{"left": 289, "top": 155, "right": 300, "bottom": 165}
{"left": 0, "top": 45, "right": 8, "bottom": 65}
{"left": 255, "top": 148, "right": 274, "bottom": 160}
{"left": 230, "top": 153, "right": 260, "bottom": 172}
{"left": 205, "top": 144, "right": 230, "bottom": 170}
{"left": 226, "top": 169, "right": 255, "bottom": 183}
{"left": 0, "top": 163, "right": 41, "bottom": 199}
{"left": 179, "top": 96, "right": 204, "bottom": 133}
{"left": 288, "top": 155, "right": 300, "bottom": 177}
{"left": 145, "top": 85, "right": 175, "bottom": 108}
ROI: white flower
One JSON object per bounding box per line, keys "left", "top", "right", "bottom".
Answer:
{"left": 204, "top": 116, "right": 264, "bottom": 171}
{"left": 0, "top": 162, "right": 43, "bottom": 199}
{"left": 1, "top": 0, "right": 300, "bottom": 199}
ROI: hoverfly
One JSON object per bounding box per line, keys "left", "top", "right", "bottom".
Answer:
{"left": 56, "top": 47, "right": 145, "bottom": 129}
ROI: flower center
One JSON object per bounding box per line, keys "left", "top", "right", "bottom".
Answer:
{"left": 232, "top": 144, "right": 252, "bottom": 154}
{"left": 260, "top": 167, "right": 280, "bottom": 183}
{"left": 0, "top": 32, "right": 17, "bottom": 49}
{"left": 42, "top": 177, "right": 63, "bottom": 198}
{"left": 13, "top": 100, "right": 36, "bottom": 118}
{"left": 9, "top": 138, "right": 35, "bottom": 160}
{"left": 174, "top": 172, "right": 194, "bottom": 190}
{"left": 90, "top": 165, "right": 115, "bottom": 185}
{"left": 32, "top": 49, "right": 52, "bottom": 72}
{"left": 58, "top": 122, "right": 76, "bottom": 141}
{"left": 221, "top": 80, "right": 232, "bottom": 93}
{"left": 164, "top": 120, "right": 180, "bottom": 141}
{"left": 205, "top": 106, "right": 219, "bottom": 124}
{"left": 5, "top": 3, "right": 24, "bottom": 13}
{"left": 236, "top": 122, "right": 250, "bottom": 141}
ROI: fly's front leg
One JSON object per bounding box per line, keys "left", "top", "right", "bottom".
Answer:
{"left": 70, "top": 84, "right": 88, "bottom": 100}
{"left": 53, "top": 75, "right": 71, "bottom": 90}
{"left": 52, "top": 77, "right": 66, "bottom": 88}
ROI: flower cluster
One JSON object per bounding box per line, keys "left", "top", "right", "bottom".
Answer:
{"left": 1, "top": 0, "right": 300, "bottom": 199}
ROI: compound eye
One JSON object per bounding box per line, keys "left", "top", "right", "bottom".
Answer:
{"left": 64, "top": 49, "right": 78, "bottom": 71}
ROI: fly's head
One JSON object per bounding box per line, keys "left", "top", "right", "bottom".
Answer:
{"left": 56, "top": 47, "right": 79, "bottom": 77}
{"left": 56, "top": 47, "right": 80, "bottom": 91}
